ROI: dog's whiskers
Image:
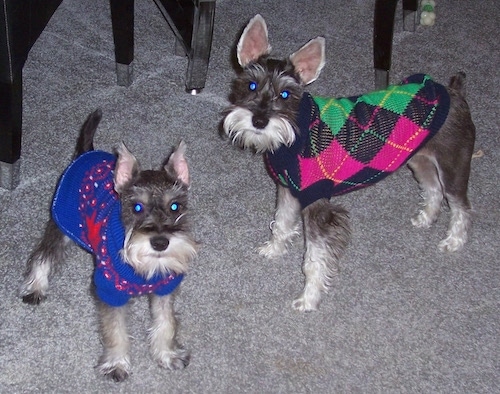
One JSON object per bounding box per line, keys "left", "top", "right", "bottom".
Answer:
{"left": 222, "top": 13, "right": 475, "bottom": 312}
{"left": 20, "top": 112, "right": 197, "bottom": 381}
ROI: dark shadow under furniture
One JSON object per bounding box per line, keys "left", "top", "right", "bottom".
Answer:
{"left": 373, "top": 0, "right": 418, "bottom": 90}
{"left": 0, "top": 0, "right": 216, "bottom": 190}
{"left": 110, "top": 0, "right": 216, "bottom": 94}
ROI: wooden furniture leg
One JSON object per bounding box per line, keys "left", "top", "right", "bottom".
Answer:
{"left": 373, "top": 0, "right": 418, "bottom": 90}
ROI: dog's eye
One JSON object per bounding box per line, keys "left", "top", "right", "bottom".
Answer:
{"left": 280, "top": 90, "right": 290, "bottom": 99}
{"left": 133, "top": 203, "right": 144, "bottom": 213}
{"left": 248, "top": 81, "right": 258, "bottom": 91}
{"left": 170, "top": 202, "right": 179, "bottom": 212}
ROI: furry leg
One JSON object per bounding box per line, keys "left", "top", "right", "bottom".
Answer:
{"left": 149, "top": 293, "right": 190, "bottom": 370}
{"left": 293, "top": 200, "right": 350, "bottom": 312}
{"left": 20, "top": 110, "right": 101, "bottom": 304}
{"left": 19, "top": 219, "right": 70, "bottom": 304}
{"left": 411, "top": 73, "right": 475, "bottom": 251}
{"left": 408, "top": 155, "right": 444, "bottom": 228}
{"left": 438, "top": 195, "right": 471, "bottom": 252}
{"left": 97, "top": 303, "right": 131, "bottom": 382}
{"left": 259, "top": 185, "right": 302, "bottom": 258}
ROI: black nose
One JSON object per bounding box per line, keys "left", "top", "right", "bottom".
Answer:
{"left": 150, "top": 236, "right": 169, "bottom": 251}
{"left": 252, "top": 115, "right": 269, "bottom": 129}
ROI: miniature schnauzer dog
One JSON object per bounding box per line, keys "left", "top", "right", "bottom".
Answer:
{"left": 222, "top": 15, "right": 476, "bottom": 312}
{"left": 19, "top": 110, "right": 198, "bottom": 381}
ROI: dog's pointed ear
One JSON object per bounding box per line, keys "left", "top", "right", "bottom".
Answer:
{"left": 237, "top": 14, "right": 272, "bottom": 67}
{"left": 290, "top": 37, "right": 326, "bottom": 85}
{"left": 114, "top": 142, "right": 139, "bottom": 193}
{"left": 165, "top": 140, "right": 190, "bottom": 187}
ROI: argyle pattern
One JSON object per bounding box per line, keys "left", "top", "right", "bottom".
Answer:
{"left": 265, "top": 74, "right": 450, "bottom": 208}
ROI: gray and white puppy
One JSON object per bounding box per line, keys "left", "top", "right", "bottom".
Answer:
{"left": 20, "top": 110, "right": 198, "bottom": 381}
{"left": 222, "top": 15, "right": 475, "bottom": 312}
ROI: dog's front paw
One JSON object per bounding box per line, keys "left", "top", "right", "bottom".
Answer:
{"left": 292, "top": 294, "right": 320, "bottom": 312}
{"left": 258, "top": 240, "right": 288, "bottom": 258}
{"left": 97, "top": 357, "right": 131, "bottom": 382}
{"left": 154, "top": 348, "right": 190, "bottom": 371}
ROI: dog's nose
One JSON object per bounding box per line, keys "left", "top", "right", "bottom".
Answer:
{"left": 150, "top": 236, "right": 169, "bottom": 251}
{"left": 252, "top": 115, "right": 269, "bottom": 129}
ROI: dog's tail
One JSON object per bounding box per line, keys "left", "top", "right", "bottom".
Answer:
{"left": 448, "top": 71, "right": 467, "bottom": 98}
{"left": 73, "top": 109, "right": 102, "bottom": 159}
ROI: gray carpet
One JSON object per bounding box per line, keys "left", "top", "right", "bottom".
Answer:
{"left": 1, "top": 0, "right": 499, "bottom": 392}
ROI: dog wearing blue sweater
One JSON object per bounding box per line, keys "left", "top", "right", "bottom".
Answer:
{"left": 20, "top": 110, "right": 198, "bottom": 382}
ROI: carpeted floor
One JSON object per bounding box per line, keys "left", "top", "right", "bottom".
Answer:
{"left": 1, "top": 0, "right": 498, "bottom": 392}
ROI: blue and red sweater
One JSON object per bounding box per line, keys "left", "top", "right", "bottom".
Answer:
{"left": 51, "top": 151, "right": 183, "bottom": 307}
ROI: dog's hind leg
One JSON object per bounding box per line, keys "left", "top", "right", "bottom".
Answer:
{"left": 20, "top": 109, "right": 103, "bottom": 304}
{"left": 293, "top": 199, "right": 350, "bottom": 312}
{"left": 436, "top": 76, "right": 475, "bottom": 252}
{"left": 435, "top": 139, "right": 474, "bottom": 252}
{"left": 408, "top": 154, "right": 444, "bottom": 228}
{"left": 410, "top": 74, "right": 475, "bottom": 252}
{"left": 409, "top": 148, "right": 473, "bottom": 252}
{"left": 19, "top": 219, "right": 71, "bottom": 304}
{"left": 439, "top": 194, "right": 472, "bottom": 252}
{"left": 259, "top": 185, "right": 302, "bottom": 258}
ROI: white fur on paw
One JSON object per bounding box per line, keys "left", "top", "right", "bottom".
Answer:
{"left": 258, "top": 240, "right": 288, "bottom": 258}
{"left": 292, "top": 295, "right": 319, "bottom": 312}
{"left": 97, "top": 357, "right": 131, "bottom": 382}
{"left": 19, "top": 261, "right": 51, "bottom": 299}
{"left": 438, "top": 235, "right": 465, "bottom": 253}
{"left": 411, "top": 210, "right": 433, "bottom": 228}
{"left": 155, "top": 349, "right": 190, "bottom": 370}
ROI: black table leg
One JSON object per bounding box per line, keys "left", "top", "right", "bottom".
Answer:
{"left": 0, "top": 74, "right": 22, "bottom": 189}
{"left": 110, "top": 0, "right": 134, "bottom": 86}
{"left": 185, "top": 0, "right": 215, "bottom": 94}
{"left": 373, "top": 0, "right": 417, "bottom": 90}
{"left": 403, "top": 0, "right": 418, "bottom": 32}
{"left": 373, "top": 0, "right": 398, "bottom": 90}
{"left": 154, "top": 0, "right": 215, "bottom": 93}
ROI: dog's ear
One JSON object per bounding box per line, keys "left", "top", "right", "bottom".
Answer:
{"left": 165, "top": 140, "right": 190, "bottom": 187}
{"left": 290, "top": 37, "right": 326, "bottom": 85}
{"left": 114, "top": 142, "right": 139, "bottom": 193}
{"left": 237, "top": 14, "right": 272, "bottom": 67}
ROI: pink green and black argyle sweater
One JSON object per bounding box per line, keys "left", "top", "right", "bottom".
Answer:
{"left": 264, "top": 74, "right": 450, "bottom": 208}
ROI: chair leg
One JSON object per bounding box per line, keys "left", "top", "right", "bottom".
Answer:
{"left": 373, "top": 0, "right": 398, "bottom": 90}
{"left": 0, "top": 75, "right": 22, "bottom": 190}
{"left": 403, "top": 0, "right": 418, "bottom": 32}
{"left": 110, "top": 0, "right": 134, "bottom": 86}
{"left": 154, "top": 0, "right": 216, "bottom": 94}
{"left": 185, "top": 0, "right": 215, "bottom": 94}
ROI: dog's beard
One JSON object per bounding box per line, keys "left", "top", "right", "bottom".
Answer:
{"left": 121, "top": 231, "right": 198, "bottom": 280}
{"left": 223, "top": 107, "right": 296, "bottom": 153}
